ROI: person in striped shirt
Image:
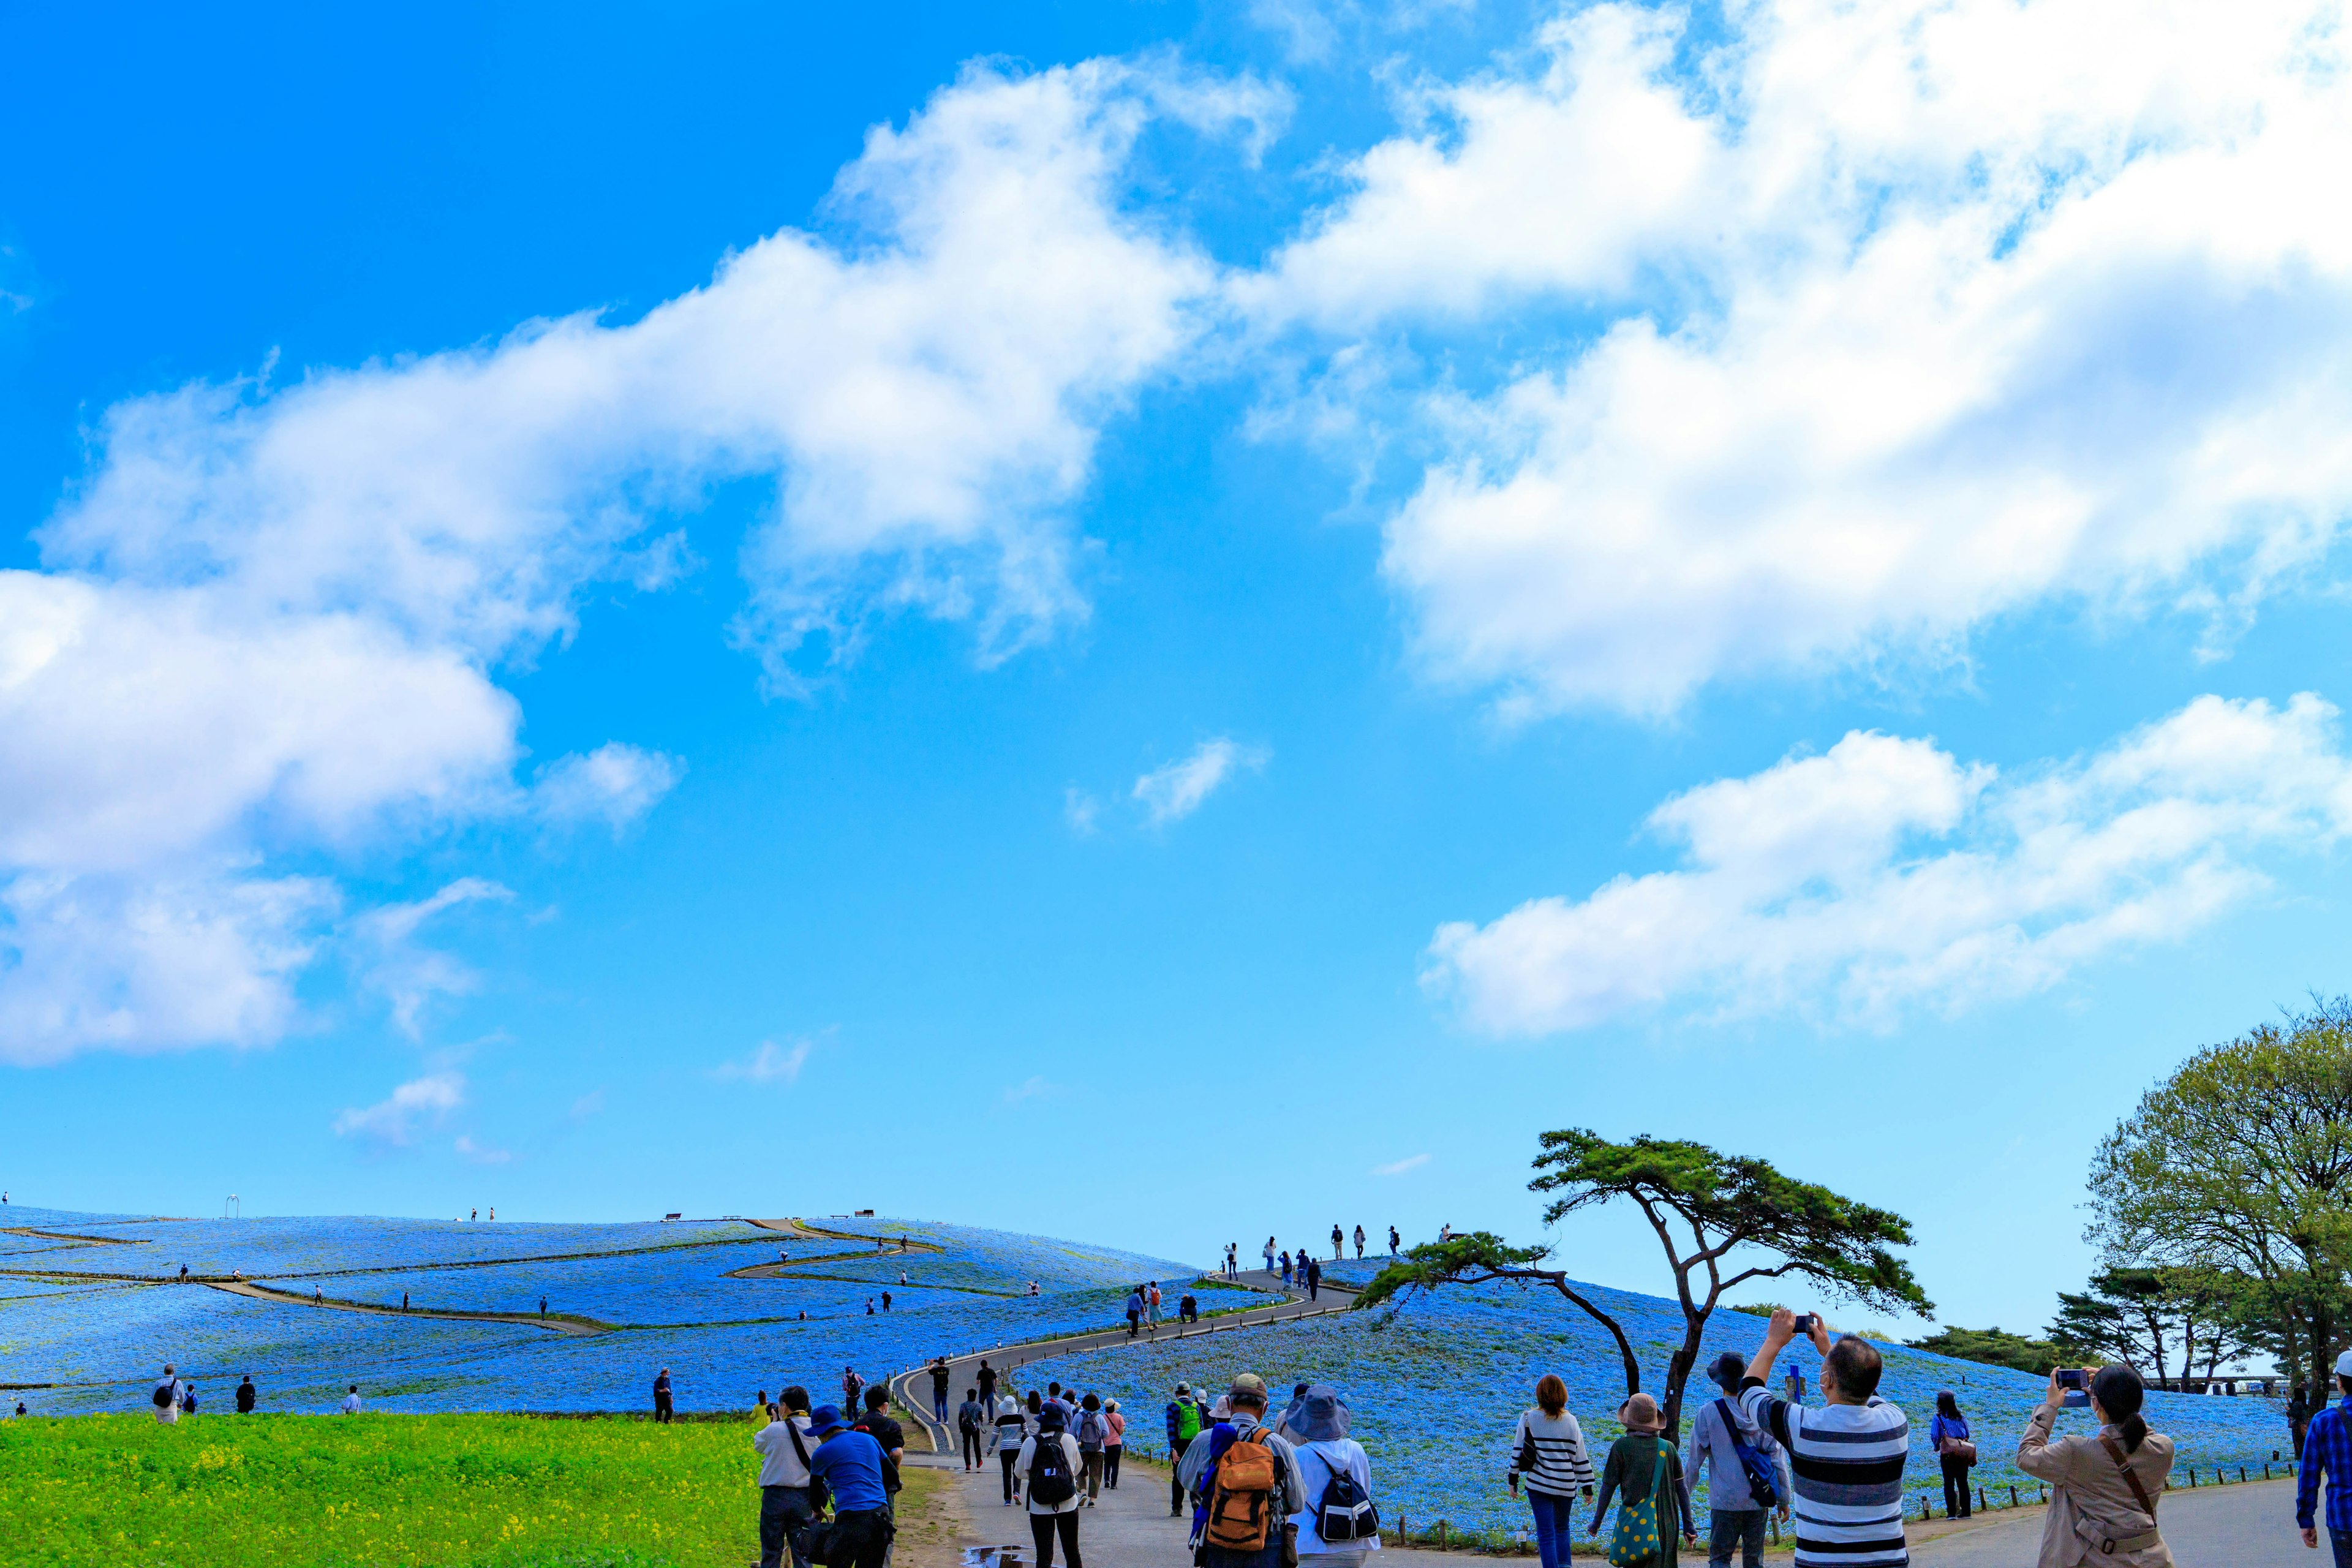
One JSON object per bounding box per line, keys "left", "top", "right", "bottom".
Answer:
{"left": 1506, "top": 1373, "right": 1596, "bottom": 1568}
{"left": 1738, "top": 1308, "right": 1911, "bottom": 1567}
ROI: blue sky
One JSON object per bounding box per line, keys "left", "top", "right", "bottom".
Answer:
{"left": 6, "top": 0, "right": 2352, "bottom": 1353}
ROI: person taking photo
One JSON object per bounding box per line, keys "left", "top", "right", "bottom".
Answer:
{"left": 2020, "top": 1363, "right": 2171, "bottom": 1566}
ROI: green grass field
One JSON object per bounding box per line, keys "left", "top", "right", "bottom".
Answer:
{"left": 0, "top": 1411, "right": 897, "bottom": 1567}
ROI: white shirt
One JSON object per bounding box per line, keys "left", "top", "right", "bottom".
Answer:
{"left": 1292, "top": 1437, "right": 1382, "bottom": 1556}
{"left": 1016, "top": 1431, "right": 1085, "bottom": 1515}
{"left": 753, "top": 1413, "right": 816, "bottom": 1487}
{"left": 341, "top": 1393, "right": 362, "bottom": 1414}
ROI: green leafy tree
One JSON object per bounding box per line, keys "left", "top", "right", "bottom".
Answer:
{"left": 1362, "top": 1131, "right": 1932, "bottom": 1433}
{"left": 1904, "top": 1325, "right": 2069, "bottom": 1375}
{"left": 2087, "top": 999, "right": 2352, "bottom": 1391}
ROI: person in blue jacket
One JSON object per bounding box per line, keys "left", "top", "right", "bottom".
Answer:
{"left": 804, "top": 1404, "right": 894, "bottom": 1568}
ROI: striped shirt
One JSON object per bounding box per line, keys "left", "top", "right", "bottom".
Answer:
{"left": 1740, "top": 1380, "right": 1909, "bottom": 1567}
{"left": 1509, "top": 1408, "right": 1597, "bottom": 1498}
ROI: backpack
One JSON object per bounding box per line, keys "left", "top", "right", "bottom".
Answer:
{"left": 1079, "top": 1410, "right": 1106, "bottom": 1449}
{"left": 1204, "top": 1427, "right": 1281, "bottom": 1552}
{"left": 152, "top": 1383, "right": 174, "bottom": 1409}
{"left": 1607, "top": 1447, "right": 1670, "bottom": 1568}
{"left": 852, "top": 1418, "right": 902, "bottom": 1494}
{"left": 1174, "top": 1400, "right": 1203, "bottom": 1442}
{"left": 1716, "top": 1399, "right": 1785, "bottom": 1504}
{"left": 1029, "top": 1433, "right": 1077, "bottom": 1506}
{"left": 1314, "top": 1446, "right": 1378, "bottom": 1542}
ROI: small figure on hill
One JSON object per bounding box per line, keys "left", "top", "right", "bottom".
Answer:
{"left": 488, "top": 1207, "right": 494, "bottom": 1221}
{"left": 1126, "top": 1287, "right": 1145, "bottom": 1338}
{"left": 182, "top": 1381, "right": 200, "bottom": 1415}
{"left": 1180, "top": 1291, "right": 1199, "bottom": 1324}
{"left": 1177, "top": 1373, "right": 1309, "bottom": 1568}
{"left": 470, "top": 1208, "right": 477, "bottom": 1221}
{"left": 178, "top": 1264, "right": 189, "bottom": 1283}
{"left": 1438, "top": 1222, "right": 1452, "bottom": 1242}
{"left": 1279, "top": 1250, "right": 1292, "bottom": 1286}
{"left": 779, "top": 1247, "right": 789, "bottom": 1264}
{"left": 313, "top": 1286, "right": 322, "bottom": 1305}
{"left": 1027, "top": 1281, "right": 1039, "bottom": 1296}
{"left": 930, "top": 1356, "right": 952, "bottom": 1424}
{"left": 842, "top": 1366, "right": 865, "bottom": 1413}
{"left": 1587, "top": 1393, "right": 1696, "bottom": 1564}
{"left": 865, "top": 1298, "right": 875, "bottom": 1316}
{"left": 1147, "top": 1281, "right": 1163, "bottom": 1330}
{"left": 1509, "top": 1372, "right": 1597, "bottom": 1568}
{"left": 805, "top": 1401, "right": 894, "bottom": 1567}
{"left": 1306, "top": 1258, "right": 1322, "bottom": 1302}
{"left": 900, "top": 1269, "right": 909, "bottom": 1286}
{"left": 402, "top": 1291, "right": 409, "bottom": 1313}
{"left": 2030, "top": 1364, "right": 2171, "bottom": 1564}
{"left": 880, "top": 1290, "right": 892, "bottom": 1312}
{"left": 1263, "top": 1238, "right": 1276, "bottom": 1274}
{"left": 341, "top": 1384, "right": 363, "bottom": 1414}
{"left": 236, "top": 1375, "right": 257, "bottom": 1414}
{"left": 1387, "top": 1226, "right": 1398, "bottom": 1257}
{"left": 750, "top": 1385, "right": 818, "bottom": 1568}
{"left": 654, "top": 1366, "right": 674, "bottom": 1424}
{"left": 1331, "top": 1223, "right": 1343, "bottom": 1261}
{"left": 12, "top": 1401, "right": 23, "bottom": 1417}
{"left": 1352, "top": 1224, "right": 1365, "bottom": 1260}
{"left": 540, "top": 1296, "right": 548, "bottom": 1318}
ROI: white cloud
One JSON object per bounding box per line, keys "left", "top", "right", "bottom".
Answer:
{"left": 1372, "top": 1153, "right": 1431, "bottom": 1176}
{"left": 1133, "top": 737, "right": 1270, "bottom": 826}
{"left": 533, "top": 744, "right": 683, "bottom": 835}
{"left": 1256, "top": 0, "right": 2352, "bottom": 714}
{"left": 453, "top": 1134, "right": 513, "bottom": 1165}
{"left": 2, "top": 58, "right": 1271, "bottom": 1065}
{"left": 333, "top": 1071, "right": 466, "bottom": 1147}
{"left": 1427, "top": 693, "right": 2352, "bottom": 1034}
{"left": 350, "top": 879, "right": 515, "bottom": 1038}
{"left": 714, "top": 1038, "right": 815, "bottom": 1085}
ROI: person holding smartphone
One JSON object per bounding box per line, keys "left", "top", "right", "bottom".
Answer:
{"left": 1736, "top": 1309, "right": 1911, "bottom": 1567}
{"left": 2018, "top": 1363, "right": 2172, "bottom": 1564}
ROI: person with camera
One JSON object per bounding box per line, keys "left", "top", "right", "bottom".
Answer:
{"left": 801, "top": 1402, "right": 894, "bottom": 1568}
{"left": 2019, "top": 1363, "right": 2171, "bottom": 1565}
{"left": 1736, "top": 1308, "right": 1911, "bottom": 1567}
{"left": 753, "top": 1385, "right": 821, "bottom": 1568}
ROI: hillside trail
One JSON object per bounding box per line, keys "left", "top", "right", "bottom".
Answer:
{"left": 888, "top": 1265, "right": 1468, "bottom": 1566}
{"left": 726, "top": 1217, "right": 935, "bottom": 1280}
{"left": 203, "top": 1280, "right": 610, "bottom": 1336}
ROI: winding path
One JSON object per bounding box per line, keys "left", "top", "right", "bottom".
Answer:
{"left": 205, "top": 1279, "right": 611, "bottom": 1336}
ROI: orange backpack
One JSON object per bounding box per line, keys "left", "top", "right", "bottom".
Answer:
{"left": 1205, "top": 1428, "right": 1281, "bottom": 1551}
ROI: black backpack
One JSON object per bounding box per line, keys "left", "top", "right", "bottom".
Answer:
{"left": 151, "top": 1384, "right": 173, "bottom": 1409}
{"left": 1314, "top": 1448, "right": 1378, "bottom": 1542}
{"left": 1029, "top": 1432, "right": 1077, "bottom": 1506}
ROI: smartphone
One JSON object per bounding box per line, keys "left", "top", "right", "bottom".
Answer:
{"left": 1790, "top": 1314, "right": 1815, "bottom": 1334}
{"left": 2056, "top": 1369, "right": 2089, "bottom": 1408}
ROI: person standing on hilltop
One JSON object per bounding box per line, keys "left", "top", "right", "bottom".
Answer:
{"left": 1264, "top": 1238, "right": 1276, "bottom": 1275}
{"left": 1352, "top": 1224, "right": 1365, "bottom": 1261}
{"left": 1387, "top": 1226, "right": 1398, "bottom": 1257}
{"left": 1330, "top": 1223, "right": 1343, "bottom": 1262}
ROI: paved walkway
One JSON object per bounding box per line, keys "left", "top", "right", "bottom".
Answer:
{"left": 1913, "top": 1476, "right": 2297, "bottom": 1566}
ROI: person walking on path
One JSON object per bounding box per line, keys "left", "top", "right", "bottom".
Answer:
{"left": 1168, "top": 1381, "right": 1207, "bottom": 1517}
{"left": 236, "top": 1375, "right": 256, "bottom": 1414}
{"left": 993, "top": 1393, "right": 1029, "bottom": 1506}
{"left": 1178, "top": 1373, "right": 1311, "bottom": 1568}
{"left": 1688, "top": 1354, "right": 1789, "bottom": 1568}
{"left": 842, "top": 1366, "right": 864, "bottom": 1417}
{"left": 753, "top": 1385, "right": 820, "bottom": 1568}
{"left": 805, "top": 1403, "right": 894, "bottom": 1568}
{"left": 2301, "top": 1349, "right": 2352, "bottom": 1561}
{"left": 1287, "top": 1384, "right": 1380, "bottom": 1565}
{"left": 1929, "top": 1390, "right": 1974, "bottom": 1520}
{"left": 1019, "top": 1401, "right": 1087, "bottom": 1567}
{"left": 1306, "top": 1257, "right": 1322, "bottom": 1302}
{"left": 2023, "top": 1363, "right": 2172, "bottom": 1566}
{"left": 402, "top": 1291, "right": 409, "bottom": 1313}
{"left": 1589, "top": 1393, "right": 1696, "bottom": 1564}
{"left": 654, "top": 1367, "right": 675, "bottom": 1423}
{"left": 540, "top": 1295, "right": 548, "bottom": 1319}
{"left": 1738, "top": 1310, "right": 1911, "bottom": 1568}
{"left": 1264, "top": 1238, "right": 1276, "bottom": 1275}
{"left": 1508, "top": 1373, "right": 1596, "bottom": 1568}
{"left": 1103, "top": 1400, "right": 1125, "bottom": 1488}
{"left": 959, "top": 1388, "right": 987, "bottom": 1472}
{"left": 1077, "top": 1393, "right": 1109, "bottom": 1503}
{"left": 1126, "top": 1287, "right": 1146, "bottom": 1338}
{"left": 978, "top": 1359, "right": 997, "bottom": 1408}
{"left": 1280, "top": 1250, "right": 1292, "bottom": 1286}
{"left": 931, "top": 1357, "right": 952, "bottom": 1425}
{"left": 1147, "top": 1281, "right": 1163, "bottom": 1329}
{"left": 1352, "top": 1224, "right": 1365, "bottom": 1260}
{"left": 151, "top": 1365, "right": 183, "bottom": 1424}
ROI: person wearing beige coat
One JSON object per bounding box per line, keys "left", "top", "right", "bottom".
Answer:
{"left": 2016, "top": 1363, "right": 2174, "bottom": 1567}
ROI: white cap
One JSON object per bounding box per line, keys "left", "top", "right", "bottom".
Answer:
{"left": 2333, "top": 1349, "right": 2352, "bottom": 1379}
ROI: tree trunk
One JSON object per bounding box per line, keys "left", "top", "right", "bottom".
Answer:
{"left": 1547, "top": 1277, "right": 1642, "bottom": 1399}
{"left": 1661, "top": 1313, "right": 1709, "bottom": 1437}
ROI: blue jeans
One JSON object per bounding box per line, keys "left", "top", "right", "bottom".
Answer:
{"left": 2331, "top": 1526, "right": 2352, "bottom": 1568}
{"left": 1529, "top": 1487, "right": 1577, "bottom": 1568}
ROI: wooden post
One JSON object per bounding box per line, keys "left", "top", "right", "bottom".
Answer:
{"left": 2008, "top": 1484, "right": 2018, "bottom": 1508}
{"left": 1438, "top": 1520, "right": 1448, "bottom": 1551}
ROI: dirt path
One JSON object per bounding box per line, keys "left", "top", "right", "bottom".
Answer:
{"left": 205, "top": 1279, "right": 610, "bottom": 1336}
{"left": 0, "top": 1226, "right": 143, "bottom": 1245}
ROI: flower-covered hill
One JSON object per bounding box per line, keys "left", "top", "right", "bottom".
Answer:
{"left": 1018, "top": 1275, "right": 2291, "bottom": 1537}
{"left": 0, "top": 1207, "right": 1228, "bottom": 1417}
